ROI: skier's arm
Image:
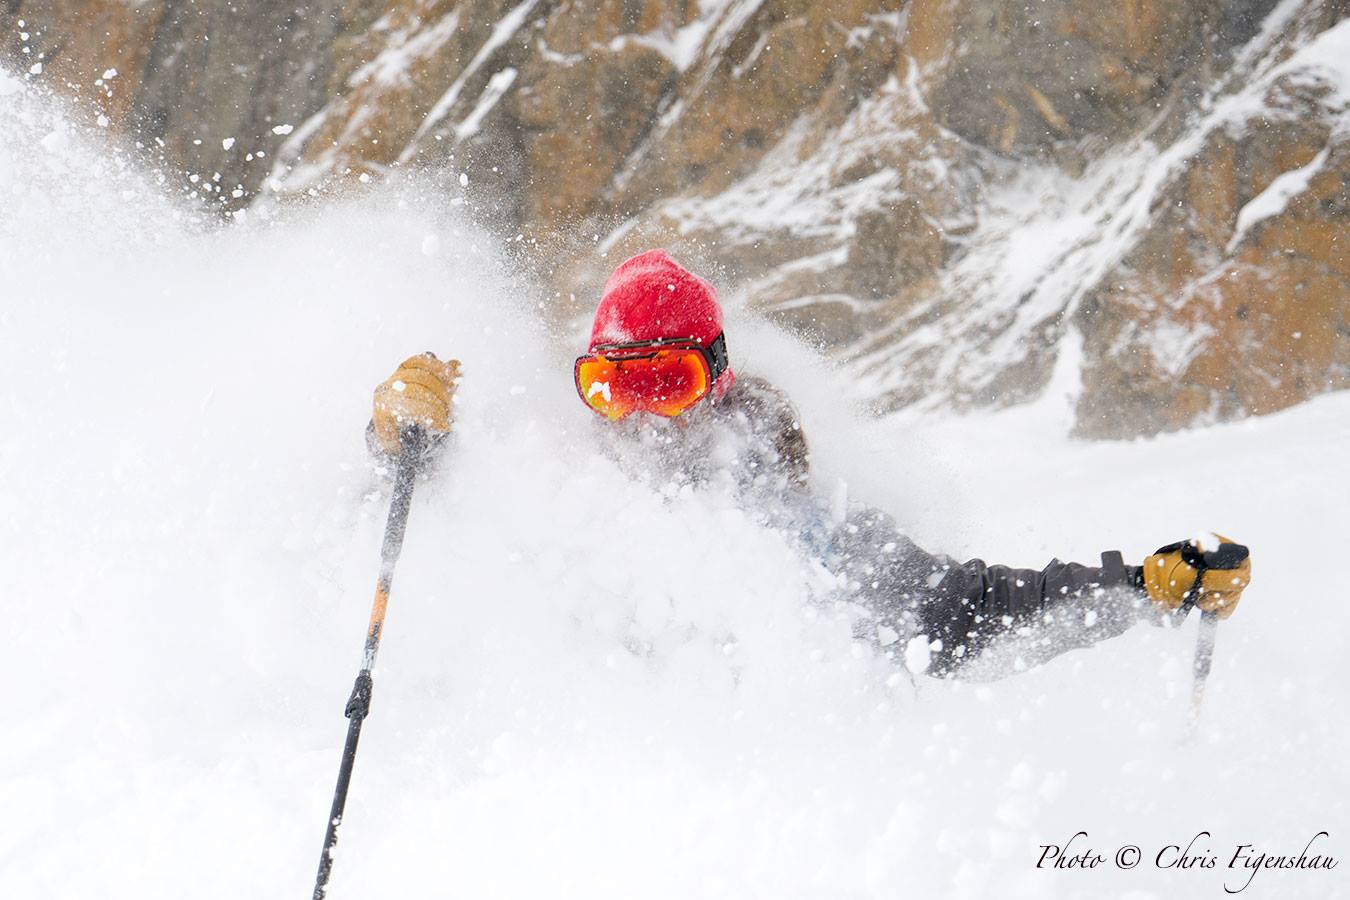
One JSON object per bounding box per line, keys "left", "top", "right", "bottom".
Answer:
{"left": 860, "top": 527, "right": 1250, "bottom": 675}
{"left": 834, "top": 509, "right": 1156, "bottom": 675}
{"left": 903, "top": 546, "right": 1151, "bottom": 674}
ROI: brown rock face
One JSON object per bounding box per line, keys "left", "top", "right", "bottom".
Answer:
{"left": 3, "top": 1, "right": 163, "bottom": 121}
{"left": 912, "top": 0, "right": 1224, "bottom": 152}
{"left": 3, "top": 0, "right": 1346, "bottom": 436}
{"left": 1073, "top": 11, "right": 1349, "bottom": 437}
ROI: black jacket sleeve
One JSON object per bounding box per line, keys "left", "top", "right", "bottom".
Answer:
{"left": 826, "top": 507, "right": 1153, "bottom": 676}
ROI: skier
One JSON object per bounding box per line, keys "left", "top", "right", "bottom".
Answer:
{"left": 367, "top": 250, "right": 1251, "bottom": 675}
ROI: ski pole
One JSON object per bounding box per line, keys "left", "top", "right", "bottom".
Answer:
{"left": 1189, "top": 610, "right": 1219, "bottom": 722}
{"left": 312, "top": 427, "right": 425, "bottom": 900}
{"left": 1179, "top": 541, "right": 1247, "bottom": 728}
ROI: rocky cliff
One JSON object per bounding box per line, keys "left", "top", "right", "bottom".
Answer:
{"left": 4, "top": 0, "right": 1346, "bottom": 436}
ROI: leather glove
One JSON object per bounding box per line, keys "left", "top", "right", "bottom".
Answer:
{"left": 1142, "top": 535, "right": 1251, "bottom": 620}
{"left": 372, "top": 353, "right": 460, "bottom": 456}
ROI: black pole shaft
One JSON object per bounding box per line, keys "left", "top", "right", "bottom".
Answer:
{"left": 1190, "top": 610, "right": 1219, "bottom": 722}
{"left": 1182, "top": 543, "right": 1245, "bottom": 716}
{"left": 312, "top": 434, "right": 423, "bottom": 900}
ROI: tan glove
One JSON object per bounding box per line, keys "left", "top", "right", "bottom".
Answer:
{"left": 1142, "top": 535, "right": 1251, "bottom": 620}
{"left": 372, "top": 353, "right": 460, "bottom": 456}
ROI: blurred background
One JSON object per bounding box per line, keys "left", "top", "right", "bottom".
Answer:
{"left": 3, "top": 0, "right": 1345, "bottom": 438}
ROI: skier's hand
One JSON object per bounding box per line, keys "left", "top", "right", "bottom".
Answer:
{"left": 1142, "top": 535, "right": 1251, "bottom": 620}
{"left": 372, "top": 353, "right": 461, "bottom": 456}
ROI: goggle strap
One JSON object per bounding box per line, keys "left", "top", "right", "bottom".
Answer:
{"left": 587, "top": 332, "right": 729, "bottom": 382}
{"left": 706, "top": 332, "right": 729, "bottom": 382}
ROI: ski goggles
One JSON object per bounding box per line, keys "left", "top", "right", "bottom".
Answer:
{"left": 574, "top": 333, "right": 730, "bottom": 420}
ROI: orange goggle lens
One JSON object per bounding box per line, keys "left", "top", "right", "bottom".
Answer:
{"left": 575, "top": 348, "right": 712, "bottom": 420}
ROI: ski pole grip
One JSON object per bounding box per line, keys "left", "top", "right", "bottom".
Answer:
{"left": 1202, "top": 542, "right": 1248, "bottom": 570}
{"left": 1176, "top": 540, "right": 1248, "bottom": 617}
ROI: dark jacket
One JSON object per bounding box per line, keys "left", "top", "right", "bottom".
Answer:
{"left": 710, "top": 375, "right": 1152, "bottom": 676}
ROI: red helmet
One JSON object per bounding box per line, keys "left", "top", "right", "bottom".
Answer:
{"left": 588, "top": 249, "right": 734, "bottom": 399}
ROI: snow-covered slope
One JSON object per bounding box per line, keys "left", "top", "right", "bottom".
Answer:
{"left": 2, "top": 75, "right": 1347, "bottom": 899}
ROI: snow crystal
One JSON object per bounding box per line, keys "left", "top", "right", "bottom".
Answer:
{"left": 39, "top": 127, "right": 67, "bottom": 152}
{"left": 271, "top": 124, "right": 294, "bottom": 135}
{"left": 222, "top": 137, "right": 235, "bottom": 150}
{"left": 904, "top": 635, "right": 932, "bottom": 674}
